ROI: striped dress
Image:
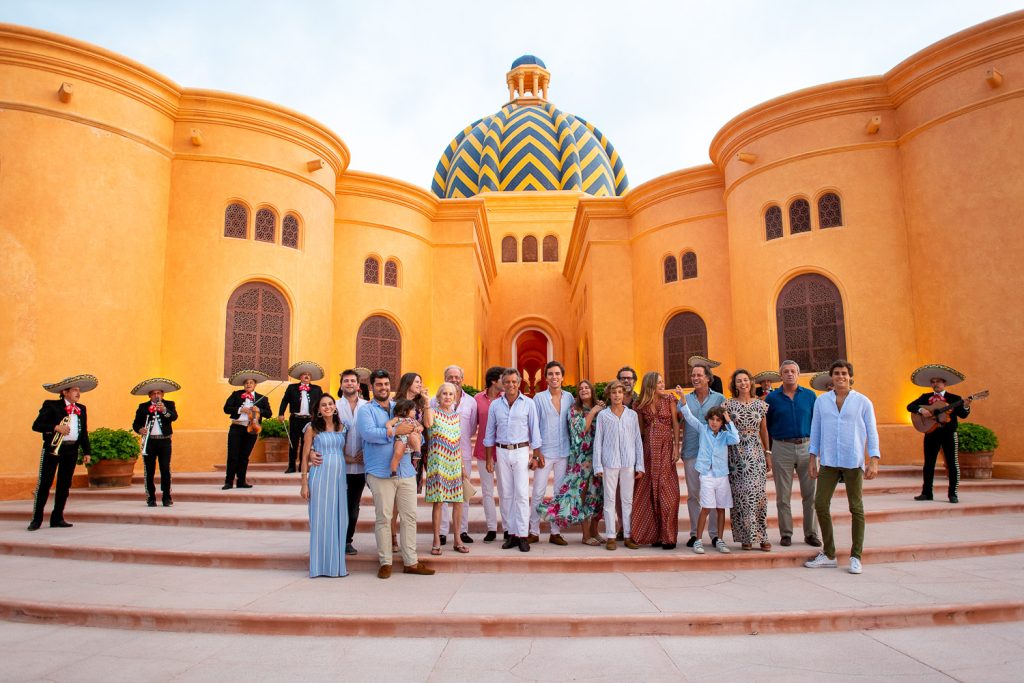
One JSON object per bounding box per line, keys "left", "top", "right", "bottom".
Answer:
{"left": 308, "top": 428, "right": 348, "bottom": 578}
{"left": 425, "top": 408, "right": 464, "bottom": 503}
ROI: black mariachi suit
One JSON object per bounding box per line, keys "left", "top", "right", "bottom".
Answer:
{"left": 223, "top": 390, "right": 272, "bottom": 487}
{"left": 907, "top": 391, "right": 970, "bottom": 499}
{"left": 278, "top": 383, "right": 324, "bottom": 472}
{"left": 133, "top": 400, "right": 177, "bottom": 503}
{"left": 31, "top": 399, "right": 92, "bottom": 525}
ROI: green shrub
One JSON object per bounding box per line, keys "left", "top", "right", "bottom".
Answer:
{"left": 593, "top": 381, "right": 610, "bottom": 402}
{"left": 461, "top": 384, "right": 480, "bottom": 397}
{"left": 957, "top": 422, "right": 999, "bottom": 452}
{"left": 79, "top": 427, "right": 140, "bottom": 464}
{"left": 259, "top": 417, "right": 288, "bottom": 439}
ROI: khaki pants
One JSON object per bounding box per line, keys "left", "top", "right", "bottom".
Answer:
{"left": 771, "top": 440, "right": 818, "bottom": 540}
{"left": 815, "top": 466, "right": 865, "bottom": 560}
{"left": 366, "top": 474, "right": 418, "bottom": 567}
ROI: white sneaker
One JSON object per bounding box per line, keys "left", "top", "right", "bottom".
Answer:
{"left": 848, "top": 557, "right": 863, "bottom": 574}
{"left": 804, "top": 552, "right": 838, "bottom": 568}
{"left": 692, "top": 539, "right": 705, "bottom": 554}
{"left": 715, "top": 538, "right": 731, "bottom": 554}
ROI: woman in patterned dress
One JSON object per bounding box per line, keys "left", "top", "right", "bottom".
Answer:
{"left": 425, "top": 382, "right": 467, "bottom": 555}
{"left": 300, "top": 394, "right": 348, "bottom": 578}
{"left": 541, "top": 380, "right": 606, "bottom": 545}
{"left": 723, "top": 369, "right": 772, "bottom": 551}
{"left": 631, "top": 372, "right": 682, "bottom": 549}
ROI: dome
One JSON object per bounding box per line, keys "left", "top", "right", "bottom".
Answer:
{"left": 511, "top": 54, "right": 546, "bottom": 68}
{"left": 431, "top": 101, "right": 629, "bottom": 198}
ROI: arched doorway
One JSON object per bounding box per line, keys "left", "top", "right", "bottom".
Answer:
{"left": 511, "top": 328, "right": 552, "bottom": 397}
{"left": 356, "top": 315, "right": 402, "bottom": 378}
{"left": 663, "top": 311, "right": 708, "bottom": 389}
{"left": 224, "top": 281, "right": 290, "bottom": 379}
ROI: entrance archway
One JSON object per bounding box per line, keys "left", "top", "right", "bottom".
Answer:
{"left": 511, "top": 328, "right": 552, "bottom": 397}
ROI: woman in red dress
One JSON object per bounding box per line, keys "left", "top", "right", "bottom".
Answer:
{"left": 630, "top": 372, "right": 681, "bottom": 549}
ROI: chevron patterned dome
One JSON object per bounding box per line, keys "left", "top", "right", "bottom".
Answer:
{"left": 431, "top": 58, "right": 628, "bottom": 199}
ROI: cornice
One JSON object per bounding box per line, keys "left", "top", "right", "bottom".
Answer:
{"left": 623, "top": 165, "right": 725, "bottom": 215}
{"left": 335, "top": 170, "right": 439, "bottom": 220}
{"left": 174, "top": 154, "right": 337, "bottom": 204}
{"left": 562, "top": 197, "right": 628, "bottom": 285}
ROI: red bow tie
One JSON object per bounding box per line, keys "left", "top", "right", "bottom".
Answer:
{"left": 65, "top": 404, "right": 81, "bottom": 415}
{"left": 299, "top": 384, "right": 310, "bottom": 392}
{"left": 241, "top": 393, "right": 254, "bottom": 401}
{"left": 149, "top": 404, "right": 160, "bottom": 413}
{"left": 929, "top": 393, "right": 944, "bottom": 403}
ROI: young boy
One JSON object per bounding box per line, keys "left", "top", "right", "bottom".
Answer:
{"left": 386, "top": 399, "right": 422, "bottom": 477}
{"left": 680, "top": 403, "right": 739, "bottom": 554}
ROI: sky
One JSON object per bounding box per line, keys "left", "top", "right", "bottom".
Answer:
{"left": 3, "top": 1, "right": 1021, "bottom": 190}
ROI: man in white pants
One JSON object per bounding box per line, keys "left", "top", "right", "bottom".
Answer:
{"left": 472, "top": 367, "right": 505, "bottom": 542}
{"left": 437, "top": 365, "right": 479, "bottom": 546}
{"left": 528, "top": 361, "right": 573, "bottom": 546}
{"left": 485, "top": 368, "right": 542, "bottom": 552}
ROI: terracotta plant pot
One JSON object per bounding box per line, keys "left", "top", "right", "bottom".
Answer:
{"left": 959, "top": 450, "right": 993, "bottom": 480}
{"left": 87, "top": 458, "right": 138, "bottom": 488}
{"left": 263, "top": 437, "right": 290, "bottom": 463}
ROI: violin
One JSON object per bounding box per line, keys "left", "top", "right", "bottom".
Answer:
{"left": 243, "top": 405, "right": 263, "bottom": 434}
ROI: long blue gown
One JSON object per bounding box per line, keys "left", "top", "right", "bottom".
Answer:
{"left": 308, "top": 428, "right": 348, "bottom": 577}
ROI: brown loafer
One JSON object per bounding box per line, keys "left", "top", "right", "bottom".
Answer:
{"left": 624, "top": 538, "right": 640, "bottom": 550}
{"left": 760, "top": 542, "right": 773, "bottom": 552}
{"left": 377, "top": 564, "right": 392, "bottom": 579}
{"left": 526, "top": 534, "right": 540, "bottom": 544}
{"left": 549, "top": 534, "right": 568, "bottom": 546}
{"left": 402, "top": 562, "right": 435, "bottom": 576}
{"left": 804, "top": 534, "right": 822, "bottom": 547}
{"left": 605, "top": 539, "right": 616, "bottom": 551}
{"left": 780, "top": 536, "right": 792, "bottom": 547}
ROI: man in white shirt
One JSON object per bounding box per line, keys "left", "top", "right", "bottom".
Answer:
{"left": 528, "top": 361, "right": 573, "bottom": 546}
{"left": 337, "top": 369, "right": 368, "bottom": 555}
{"left": 805, "top": 360, "right": 881, "bottom": 575}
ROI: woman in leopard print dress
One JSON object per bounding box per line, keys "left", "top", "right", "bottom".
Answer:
{"left": 723, "top": 369, "right": 772, "bottom": 551}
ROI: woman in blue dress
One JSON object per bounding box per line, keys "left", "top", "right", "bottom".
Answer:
{"left": 300, "top": 394, "right": 348, "bottom": 578}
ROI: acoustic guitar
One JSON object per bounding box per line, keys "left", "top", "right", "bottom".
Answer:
{"left": 911, "top": 390, "right": 989, "bottom": 433}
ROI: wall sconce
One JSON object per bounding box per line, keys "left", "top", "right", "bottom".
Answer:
{"left": 736, "top": 152, "right": 757, "bottom": 164}
{"left": 307, "top": 159, "right": 324, "bottom": 172}
{"left": 865, "top": 116, "right": 881, "bottom": 134}
{"left": 190, "top": 128, "right": 203, "bottom": 146}
{"left": 986, "top": 68, "right": 1003, "bottom": 89}
{"left": 58, "top": 82, "right": 73, "bottom": 103}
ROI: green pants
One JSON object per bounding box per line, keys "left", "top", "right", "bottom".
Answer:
{"left": 814, "top": 465, "right": 865, "bottom": 560}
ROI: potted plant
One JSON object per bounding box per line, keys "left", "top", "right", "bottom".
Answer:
{"left": 78, "top": 427, "right": 140, "bottom": 488}
{"left": 259, "top": 417, "right": 290, "bottom": 463}
{"left": 956, "top": 422, "right": 998, "bottom": 479}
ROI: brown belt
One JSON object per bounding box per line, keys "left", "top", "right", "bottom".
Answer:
{"left": 779, "top": 437, "right": 808, "bottom": 444}
{"left": 496, "top": 442, "right": 529, "bottom": 450}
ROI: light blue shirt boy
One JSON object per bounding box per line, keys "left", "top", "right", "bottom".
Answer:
{"left": 680, "top": 403, "right": 739, "bottom": 477}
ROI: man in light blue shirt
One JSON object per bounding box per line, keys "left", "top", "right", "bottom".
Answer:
{"left": 357, "top": 369, "right": 434, "bottom": 579}
{"left": 528, "top": 361, "right": 573, "bottom": 545}
{"left": 805, "top": 360, "right": 881, "bottom": 576}
{"left": 676, "top": 365, "right": 725, "bottom": 545}
{"left": 484, "top": 368, "right": 542, "bottom": 552}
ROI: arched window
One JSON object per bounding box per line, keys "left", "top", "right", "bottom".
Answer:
{"left": 522, "top": 235, "right": 538, "bottom": 262}
{"left": 789, "top": 199, "right": 811, "bottom": 234}
{"left": 663, "top": 255, "right": 678, "bottom": 283}
{"left": 364, "top": 257, "right": 381, "bottom": 284}
{"left": 255, "top": 208, "right": 276, "bottom": 243}
{"left": 384, "top": 260, "right": 399, "bottom": 287}
{"left": 681, "top": 251, "right": 697, "bottom": 279}
{"left": 224, "top": 282, "right": 290, "bottom": 379}
{"left": 776, "top": 274, "right": 846, "bottom": 372}
{"left": 224, "top": 203, "right": 247, "bottom": 239}
{"left": 663, "top": 312, "right": 708, "bottom": 389}
{"left": 542, "top": 235, "right": 558, "bottom": 262}
{"left": 818, "top": 192, "right": 843, "bottom": 229}
{"left": 282, "top": 213, "right": 300, "bottom": 248}
{"left": 356, "top": 315, "right": 401, "bottom": 378}
{"left": 765, "top": 205, "right": 783, "bottom": 240}
{"left": 501, "top": 236, "right": 518, "bottom": 262}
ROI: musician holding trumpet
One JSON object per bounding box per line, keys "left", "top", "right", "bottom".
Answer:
{"left": 29, "top": 374, "right": 97, "bottom": 531}
{"left": 132, "top": 378, "right": 180, "bottom": 507}
{"left": 223, "top": 370, "right": 273, "bottom": 490}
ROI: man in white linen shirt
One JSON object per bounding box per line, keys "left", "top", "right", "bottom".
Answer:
{"left": 804, "top": 360, "right": 881, "bottom": 576}
{"left": 528, "top": 361, "right": 573, "bottom": 546}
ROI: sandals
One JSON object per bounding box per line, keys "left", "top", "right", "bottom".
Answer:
{"left": 431, "top": 545, "right": 442, "bottom": 556}
{"left": 453, "top": 544, "right": 470, "bottom": 554}
{"left": 583, "top": 537, "right": 601, "bottom": 546}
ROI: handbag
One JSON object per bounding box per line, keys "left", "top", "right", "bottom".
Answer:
{"left": 462, "top": 473, "right": 477, "bottom": 500}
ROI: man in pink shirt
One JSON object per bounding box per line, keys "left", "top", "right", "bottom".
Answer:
{"left": 473, "top": 367, "right": 505, "bottom": 542}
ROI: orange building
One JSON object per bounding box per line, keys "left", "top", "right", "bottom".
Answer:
{"left": 1, "top": 11, "right": 1021, "bottom": 496}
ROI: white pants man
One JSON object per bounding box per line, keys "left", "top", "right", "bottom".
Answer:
{"left": 602, "top": 467, "right": 635, "bottom": 539}
{"left": 529, "top": 457, "right": 568, "bottom": 536}
{"left": 441, "top": 457, "right": 499, "bottom": 537}
{"left": 497, "top": 446, "right": 530, "bottom": 537}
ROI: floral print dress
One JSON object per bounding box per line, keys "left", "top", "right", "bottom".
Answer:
{"left": 541, "top": 405, "right": 603, "bottom": 526}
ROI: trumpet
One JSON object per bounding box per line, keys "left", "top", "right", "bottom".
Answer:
{"left": 49, "top": 415, "right": 72, "bottom": 455}
{"left": 141, "top": 400, "right": 163, "bottom": 456}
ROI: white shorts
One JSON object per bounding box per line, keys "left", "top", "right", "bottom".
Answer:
{"left": 699, "top": 474, "right": 733, "bottom": 509}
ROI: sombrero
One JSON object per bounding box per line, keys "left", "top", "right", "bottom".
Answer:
{"left": 354, "top": 367, "right": 371, "bottom": 376}
{"left": 130, "top": 378, "right": 181, "bottom": 396}
{"left": 229, "top": 369, "right": 272, "bottom": 386}
{"left": 911, "top": 364, "right": 965, "bottom": 388}
{"left": 688, "top": 355, "right": 721, "bottom": 369}
{"left": 810, "top": 372, "right": 832, "bottom": 392}
{"left": 288, "top": 361, "right": 325, "bottom": 381}
{"left": 752, "top": 370, "right": 782, "bottom": 383}
{"left": 43, "top": 374, "right": 98, "bottom": 394}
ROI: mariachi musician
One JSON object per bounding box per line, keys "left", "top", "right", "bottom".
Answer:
{"left": 278, "top": 361, "right": 325, "bottom": 474}
{"left": 131, "top": 378, "right": 180, "bottom": 507}
{"left": 753, "top": 370, "right": 781, "bottom": 398}
{"left": 223, "top": 370, "right": 273, "bottom": 490}
{"left": 907, "top": 364, "right": 973, "bottom": 504}
{"left": 29, "top": 374, "right": 98, "bottom": 531}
